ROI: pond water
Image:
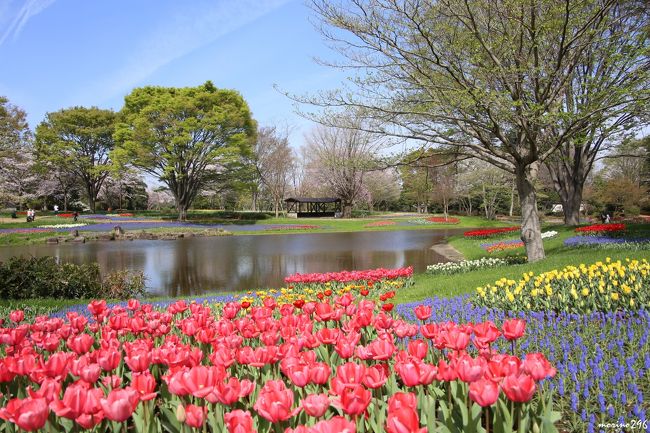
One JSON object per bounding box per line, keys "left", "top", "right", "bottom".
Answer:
{"left": 0, "top": 229, "right": 463, "bottom": 296}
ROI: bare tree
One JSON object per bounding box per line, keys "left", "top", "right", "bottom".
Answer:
{"left": 302, "top": 0, "right": 650, "bottom": 261}
{"left": 254, "top": 127, "right": 295, "bottom": 217}
{"left": 303, "top": 120, "right": 385, "bottom": 218}
{"left": 362, "top": 169, "right": 401, "bottom": 211}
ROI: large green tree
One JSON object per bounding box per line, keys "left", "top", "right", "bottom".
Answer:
{"left": 35, "top": 107, "right": 117, "bottom": 212}
{"left": 114, "top": 81, "right": 256, "bottom": 220}
{"left": 0, "top": 96, "right": 31, "bottom": 160}
{"left": 307, "top": 0, "right": 650, "bottom": 261}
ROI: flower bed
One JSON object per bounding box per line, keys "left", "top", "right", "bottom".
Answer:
{"left": 463, "top": 227, "right": 519, "bottom": 238}
{"left": 285, "top": 267, "right": 413, "bottom": 284}
{"left": 37, "top": 223, "right": 87, "bottom": 229}
{"left": 0, "top": 292, "right": 557, "bottom": 433}
{"left": 56, "top": 213, "right": 75, "bottom": 218}
{"left": 475, "top": 258, "right": 649, "bottom": 313}
{"left": 426, "top": 256, "right": 526, "bottom": 275}
{"left": 265, "top": 225, "right": 320, "bottom": 231}
{"left": 0, "top": 228, "right": 54, "bottom": 235}
{"left": 396, "top": 296, "right": 649, "bottom": 433}
{"left": 363, "top": 220, "right": 396, "bottom": 228}
{"left": 480, "top": 231, "right": 558, "bottom": 253}
{"left": 575, "top": 223, "right": 626, "bottom": 235}
{"left": 408, "top": 217, "right": 460, "bottom": 225}
{"left": 481, "top": 239, "right": 524, "bottom": 253}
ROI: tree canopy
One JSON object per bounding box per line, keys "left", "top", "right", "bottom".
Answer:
{"left": 306, "top": 0, "right": 650, "bottom": 261}
{"left": 35, "top": 106, "right": 117, "bottom": 212}
{"left": 114, "top": 81, "right": 257, "bottom": 220}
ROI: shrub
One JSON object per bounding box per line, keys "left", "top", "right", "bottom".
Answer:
{"left": 0, "top": 257, "right": 147, "bottom": 300}
{"left": 474, "top": 258, "right": 649, "bottom": 313}
{"left": 0, "top": 256, "right": 101, "bottom": 299}
{"left": 102, "top": 270, "right": 147, "bottom": 299}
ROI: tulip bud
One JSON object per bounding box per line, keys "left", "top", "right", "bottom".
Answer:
{"left": 176, "top": 404, "right": 186, "bottom": 422}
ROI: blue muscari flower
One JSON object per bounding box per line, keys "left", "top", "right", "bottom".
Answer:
{"left": 571, "top": 392, "right": 579, "bottom": 412}
{"left": 581, "top": 409, "right": 587, "bottom": 422}
{"left": 598, "top": 393, "right": 606, "bottom": 412}
{"left": 607, "top": 405, "right": 615, "bottom": 418}
{"left": 621, "top": 393, "right": 627, "bottom": 405}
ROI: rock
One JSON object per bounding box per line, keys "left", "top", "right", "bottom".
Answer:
{"left": 46, "top": 238, "right": 59, "bottom": 244}
{"left": 113, "top": 225, "right": 124, "bottom": 235}
{"left": 70, "top": 237, "right": 86, "bottom": 243}
{"left": 97, "top": 234, "right": 114, "bottom": 241}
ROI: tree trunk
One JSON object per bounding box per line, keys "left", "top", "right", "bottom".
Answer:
{"left": 509, "top": 181, "right": 515, "bottom": 217}
{"left": 342, "top": 201, "right": 353, "bottom": 218}
{"left": 274, "top": 200, "right": 280, "bottom": 218}
{"left": 251, "top": 191, "right": 258, "bottom": 212}
{"left": 178, "top": 206, "right": 188, "bottom": 221}
{"left": 515, "top": 164, "right": 545, "bottom": 262}
{"left": 63, "top": 192, "right": 69, "bottom": 212}
{"left": 547, "top": 156, "right": 588, "bottom": 226}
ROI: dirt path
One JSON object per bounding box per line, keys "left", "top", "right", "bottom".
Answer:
{"left": 430, "top": 242, "right": 465, "bottom": 262}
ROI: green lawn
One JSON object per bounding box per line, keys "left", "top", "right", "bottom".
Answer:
{"left": 0, "top": 212, "right": 508, "bottom": 246}
{"left": 395, "top": 223, "right": 650, "bottom": 304}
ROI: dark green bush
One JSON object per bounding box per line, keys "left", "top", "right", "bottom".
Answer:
{"left": 0, "top": 256, "right": 147, "bottom": 300}
{"left": 0, "top": 256, "right": 101, "bottom": 299}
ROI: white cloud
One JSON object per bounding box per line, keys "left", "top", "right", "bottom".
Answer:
{"left": 85, "top": 0, "right": 294, "bottom": 105}
{"left": 0, "top": 0, "right": 56, "bottom": 46}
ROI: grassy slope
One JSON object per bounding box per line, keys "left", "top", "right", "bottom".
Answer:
{"left": 395, "top": 223, "right": 650, "bottom": 304}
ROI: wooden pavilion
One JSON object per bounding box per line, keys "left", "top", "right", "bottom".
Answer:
{"left": 284, "top": 197, "right": 342, "bottom": 218}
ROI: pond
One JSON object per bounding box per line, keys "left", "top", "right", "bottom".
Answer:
{"left": 0, "top": 229, "right": 464, "bottom": 296}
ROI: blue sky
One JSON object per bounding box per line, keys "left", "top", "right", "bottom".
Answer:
{"left": 0, "top": 0, "right": 345, "bottom": 148}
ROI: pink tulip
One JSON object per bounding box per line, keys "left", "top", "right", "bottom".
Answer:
{"left": 302, "top": 393, "right": 330, "bottom": 417}
{"left": 469, "top": 378, "right": 500, "bottom": 406}
{"left": 224, "top": 409, "right": 257, "bottom": 433}
{"left": 254, "top": 380, "right": 299, "bottom": 422}
{"left": 339, "top": 384, "right": 371, "bottom": 416}
{"left": 183, "top": 404, "right": 207, "bottom": 428}
{"left": 0, "top": 397, "right": 48, "bottom": 431}
{"left": 386, "top": 406, "right": 427, "bottom": 433}
{"left": 100, "top": 388, "right": 139, "bottom": 422}
{"left": 310, "top": 416, "right": 356, "bottom": 433}
{"left": 502, "top": 374, "right": 536, "bottom": 403}
{"left": 522, "top": 353, "right": 557, "bottom": 381}
{"left": 456, "top": 355, "right": 486, "bottom": 383}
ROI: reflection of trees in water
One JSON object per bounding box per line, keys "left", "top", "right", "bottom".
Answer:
{"left": 0, "top": 229, "right": 463, "bottom": 296}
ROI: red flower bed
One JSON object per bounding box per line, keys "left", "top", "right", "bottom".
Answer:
{"left": 575, "top": 223, "right": 626, "bottom": 234}
{"left": 364, "top": 220, "right": 396, "bottom": 227}
{"left": 426, "top": 216, "right": 460, "bottom": 224}
{"left": 118, "top": 213, "right": 134, "bottom": 217}
{"left": 57, "top": 213, "right": 75, "bottom": 218}
{"left": 0, "top": 296, "right": 555, "bottom": 433}
{"left": 464, "top": 227, "right": 519, "bottom": 238}
{"left": 285, "top": 267, "right": 413, "bottom": 284}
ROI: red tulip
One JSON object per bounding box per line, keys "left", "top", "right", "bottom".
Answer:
{"left": 183, "top": 404, "right": 207, "bottom": 428}
{"left": 407, "top": 339, "right": 428, "bottom": 360}
{"left": 382, "top": 303, "right": 394, "bottom": 312}
{"left": 28, "top": 378, "right": 62, "bottom": 403}
{"left": 469, "top": 378, "right": 500, "bottom": 407}
{"left": 456, "top": 355, "right": 486, "bottom": 383}
{"left": 522, "top": 353, "right": 557, "bottom": 381}
{"left": 363, "top": 364, "right": 388, "bottom": 389}
{"left": 413, "top": 305, "right": 432, "bottom": 321}
{"left": 100, "top": 388, "right": 139, "bottom": 422}
{"left": 368, "top": 337, "right": 395, "bottom": 360}
{"left": 502, "top": 319, "right": 526, "bottom": 340}
{"left": 339, "top": 384, "right": 371, "bottom": 416}
{"left": 224, "top": 409, "right": 257, "bottom": 433}
{"left": 502, "top": 374, "right": 536, "bottom": 403}
{"left": 309, "top": 362, "right": 331, "bottom": 385}
{"left": 395, "top": 360, "right": 422, "bottom": 387}
{"left": 386, "top": 406, "right": 427, "bottom": 433}
{"left": 66, "top": 334, "right": 94, "bottom": 354}
{"left": 387, "top": 392, "right": 417, "bottom": 412}
{"left": 9, "top": 310, "right": 24, "bottom": 324}
{"left": 253, "top": 380, "right": 298, "bottom": 422}
{"left": 211, "top": 377, "right": 255, "bottom": 405}
{"left": 131, "top": 371, "right": 157, "bottom": 401}
{"left": 473, "top": 321, "right": 501, "bottom": 348}
{"left": 302, "top": 393, "right": 330, "bottom": 417}
{"left": 310, "top": 416, "right": 356, "bottom": 433}
{"left": 0, "top": 397, "right": 48, "bottom": 431}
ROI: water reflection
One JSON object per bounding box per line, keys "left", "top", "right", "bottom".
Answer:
{"left": 0, "top": 229, "right": 462, "bottom": 296}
